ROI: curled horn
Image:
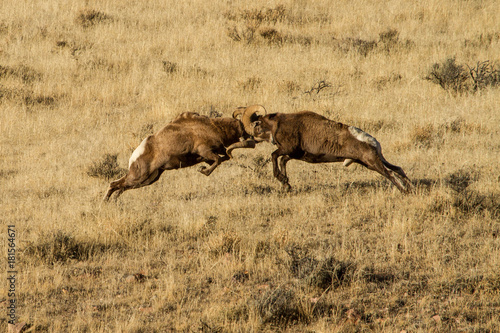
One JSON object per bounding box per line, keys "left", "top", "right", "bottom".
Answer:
{"left": 232, "top": 107, "right": 246, "bottom": 119}
{"left": 240, "top": 105, "right": 267, "bottom": 136}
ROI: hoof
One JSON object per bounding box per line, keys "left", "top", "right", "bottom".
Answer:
{"left": 276, "top": 174, "right": 289, "bottom": 184}
{"left": 198, "top": 166, "right": 210, "bottom": 176}
{"left": 282, "top": 183, "right": 292, "bottom": 192}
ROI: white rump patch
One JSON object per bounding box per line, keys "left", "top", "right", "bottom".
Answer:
{"left": 348, "top": 126, "right": 379, "bottom": 149}
{"left": 129, "top": 137, "right": 148, "bottom": 168}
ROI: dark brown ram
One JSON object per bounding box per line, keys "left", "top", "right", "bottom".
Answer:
{"left": 104, "top": 111, "right": 256, "bottom": 200}
{"left": 233, "top": 106, "right": 413, "bottom": 193}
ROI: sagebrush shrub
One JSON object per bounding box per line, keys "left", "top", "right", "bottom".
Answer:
{"left": 425, "top": 58, "right": 500, "bottom": 94}
{"left": 425, "top": 57, "right": 470, "bottom": 94}
{"left": 87, "top": 154, "right": 126, "bottom": 180}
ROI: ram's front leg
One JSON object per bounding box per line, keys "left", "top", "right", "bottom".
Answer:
{"left": 226, "top": 139, "right": 256, "bottom": 158}
{"left": 197, "top": 146, "right": 223, "bottom": 176}
{"left": 271, "top": 149, "right": 291, "bottom": 191}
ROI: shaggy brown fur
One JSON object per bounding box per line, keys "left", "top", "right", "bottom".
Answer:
{"left": 104, "top": 112, "right": 255, "bottom": 200}
{"left": 245, "top": 111, "right": 413, "bottom": 193}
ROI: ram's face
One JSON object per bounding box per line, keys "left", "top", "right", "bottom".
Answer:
{"left": 250, "top": 121, "right": 274, "bottom": 144}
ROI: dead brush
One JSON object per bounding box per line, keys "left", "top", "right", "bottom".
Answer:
{"left": 208, "top": 232, "right": 242, "bottom": 258}
{"left": 238, "top": 76, "right": 262, "bottom": 91}
{"left": 0, "top": 86, "right": 59, "bottom": 109}
{"left": 410, "top": 124, "right": 440, "bottom": 149}
{"left": 256, "top": 286, "right": 310, "bottom": 326}
{"left": 278, "top": 80, "right": 301, "bottom": 94}
{"left": 286, "top": 246, "right": 355, "bottom": 290}
{"left": 464, "top": 32, "right": 500, "bottom": 49}
{"left": 444, "top": 169, "right": 479, "bottom": 193}
{"left": 373, "top": 72, "right": 402, "bottom": 90}
{"left": 225, "top": 4, "right": 287, "bottom": 24}
{"left": 225, "top": 5, "right": 288, "bottom": 45}
{"left": 285, "top": 244, "right": 318, "bottom": 279}
{"left": 452, "top": 190, "right": 500, "bottom": 218}
{"left": 467, "top": 60, "right": 500, "bottom": 92}
{"left": 333, "top": 37, "right": 377, "bottom": 57}
{"left": 259, "top": 27, "right": 285, "bottom": 45}
{"left": 332, "top": 28, "right": 412, "bottom": 57}
{"left": 306, "top": 257, "right": 355, "bottom": 290}
{"left": 75, "top": 9, "right": 113, "bottom": 28}
{"left": 378, "top": 28, "right": 414, "bottom": 54}
{"left": 425, "top": 57, "right": 471, "bottom": 94}
{"left": 411, "top": 118, "right": 482, "bottom": 150}
{"left": 24, "top": 231, "right": 121, "bottom": 264}
{"left": 303, "top": 80, "right": 332, "bottom": 95}
{"left": 0, "top": 64, "right": 42, "bottom": 83}
{"left": 438, "top": 117, "right": 478, "bottom": 135}
{"left": 87, "top": 154, "right": 126, "bottom": 180}
{"left": 23, "top": 94, "right": 57, "bottom": 108}
{"left": 227, "top": 23, "right": 258, "bottom": 44}
{"left": 162, "top": 60, "right": 178, "bottom": 74}
{"left": 425, "top": 58, "right": 500, "bottom": 94}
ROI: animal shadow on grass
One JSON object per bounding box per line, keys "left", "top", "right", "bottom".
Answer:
{"left": 294, "top": 180, "right": 391, "bottom": 195}
{"left": 290, "top": 177, "right": 440, "bottom": 196}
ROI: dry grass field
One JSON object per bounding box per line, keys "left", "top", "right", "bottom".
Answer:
{"left": 1, "top": 0, "right": 499, "bottom": 332}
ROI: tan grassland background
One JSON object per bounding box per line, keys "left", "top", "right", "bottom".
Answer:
{"left": 1, "top": 0, "right": 499, "bottom": 332}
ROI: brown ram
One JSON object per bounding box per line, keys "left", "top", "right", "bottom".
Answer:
{"left": 235, "top": 106, "right": 413, "bottom": 193}
{"left": 104, "top": 111, "right": 256, "bottom": 200}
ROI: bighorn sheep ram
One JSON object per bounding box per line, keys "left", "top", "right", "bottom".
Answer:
{"left": 104, "top": 111, "right": 257, "bottom": 200}
{"left": 232, "top": 105, "right": 413, "bottom": 193}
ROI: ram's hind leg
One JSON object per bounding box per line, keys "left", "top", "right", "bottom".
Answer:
{"left": 363, "top": 156, "right": 409, "bottom": 193}
{"left": 381, "top": 160, "right": 413, "bottom": 193}
{"left": 104, "top": 164, "right": 164, "bottom": 201}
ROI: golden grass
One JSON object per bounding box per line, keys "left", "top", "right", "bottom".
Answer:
{"left": 1, "top": 0, "right": 499, "bottom": 332}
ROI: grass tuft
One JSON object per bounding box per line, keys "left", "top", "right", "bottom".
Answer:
{"left": 410, "top": 124, "right": 439, "bottom": 149}
{"left": 307, "top": 257, "right": 355, "bottom": 290}
{"left": 444, "top": 169, "right": 478, "bottom": 193}
{"left": 0, "top": 64, "right": 42, "bottom": 83}
{"left": 256, "top": 286, "right": 310, "bottom": 326}
{"left": 452, "top": 190, "right": 500, "bottom": 218}
{"left": 75, "top": 9, "right": 113, "bottom": 28}
{"left": 24, "top": 231, "right": 123, "bottom": 264}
